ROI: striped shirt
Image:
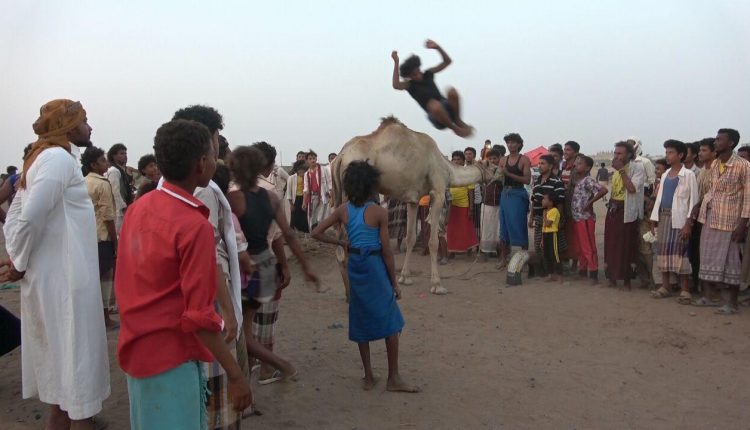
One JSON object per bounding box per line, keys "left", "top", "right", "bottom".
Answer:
{"left": 532, "top": 174, "right": 565, "bottom": 216}
{"left": 698, "top": 153, "right": 750, "bottom": 231}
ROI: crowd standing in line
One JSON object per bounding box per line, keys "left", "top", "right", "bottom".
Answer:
{"left": 0, "top": 97, "right": 748, "bottom": 430}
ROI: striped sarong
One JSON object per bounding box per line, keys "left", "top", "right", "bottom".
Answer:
{"left": 699, "top": 208, "right": 742, "bottom": 285}
{"left": 656, "top": 208, "right": 692, "bottom": 275}
{"left": 204, "top": 342, "right": 242, "bottom": 430}
{"left": 387, "top": 199, "right": 407, "bottom": 240}
{"left": 205, "top": 273, "right": 242, "bottom": 430}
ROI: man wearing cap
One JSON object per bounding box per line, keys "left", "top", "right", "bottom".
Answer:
{"left": 1, "top": 99, "right": 110, "bottom": 429}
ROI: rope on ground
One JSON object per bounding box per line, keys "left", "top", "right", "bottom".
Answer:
{"left": 409, "top": 252, "right": 503, "bottom": 281}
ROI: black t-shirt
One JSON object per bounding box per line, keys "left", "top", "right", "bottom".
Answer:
{"left": 407, "top": 70, "right": 443, "bottom": 110}
{"left": 596, "top": 167, "right": 609, "bottom": 181}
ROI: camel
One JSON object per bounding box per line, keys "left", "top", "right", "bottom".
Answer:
{"left": 331, "top": 117, "right": 503, "bottom": 296}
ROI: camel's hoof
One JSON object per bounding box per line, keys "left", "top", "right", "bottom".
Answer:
{"left": 431, "top": 286, "right": 448, "bottom": 295}
{"left": 398, "top": 277, "right": 413, "bottom": 286}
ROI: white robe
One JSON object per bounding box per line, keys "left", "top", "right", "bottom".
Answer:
{"left": 3, "top": 146, "right": 110, "bottom": 419}
{"left": 259, "top": 165, "right": 290, "bottom": 230}
{"left": 193, "top": 181, "right": 244, "bottom": 334}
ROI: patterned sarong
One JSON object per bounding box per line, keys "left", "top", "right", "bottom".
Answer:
{"left": 656, "top": 208, "right": 692, "bottom": 275}
{"left": 699, "top": 208, "right": 742, "bottom": 285}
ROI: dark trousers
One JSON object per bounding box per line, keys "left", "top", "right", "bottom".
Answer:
{"left": 0, "top": 304, "right": 21, "bottom": 357}
{"left": 543, "top": 232, "right": 562, "bottom": 275}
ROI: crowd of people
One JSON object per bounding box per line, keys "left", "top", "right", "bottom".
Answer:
{"left": 0, "top": 98, "right": 747, "bottom": 430}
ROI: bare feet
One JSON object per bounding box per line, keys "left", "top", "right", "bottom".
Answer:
{"left": 386, "top": 376, "right": 421, "bottom": 393}
{"left": 362, "top": 377, "right": 377, "bottom": 391}
{"left": 452, "top": 126, "right": 474, "bottom": 138}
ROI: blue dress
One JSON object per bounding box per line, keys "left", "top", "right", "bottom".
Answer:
{"left": 346, "top": 202, "right": 405, "bottom": 342}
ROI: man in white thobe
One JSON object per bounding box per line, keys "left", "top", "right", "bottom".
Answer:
{"left": 1, "top": 99, "right": 110, "bottom": 430}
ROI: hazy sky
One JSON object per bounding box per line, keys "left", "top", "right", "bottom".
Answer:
{"left": 1, "top": 0, "right": 749, "bottom": 169}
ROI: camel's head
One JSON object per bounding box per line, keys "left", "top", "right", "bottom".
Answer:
{"left": 476, "top": 159, "right": 504, "bottom": 184}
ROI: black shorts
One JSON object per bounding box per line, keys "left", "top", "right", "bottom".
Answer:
{"left": 427, "top": 98, "right": 456, "bottom": 130}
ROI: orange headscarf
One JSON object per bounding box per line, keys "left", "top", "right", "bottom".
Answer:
{"left": 19, "top": 99, "right": 87, "bottom": 189}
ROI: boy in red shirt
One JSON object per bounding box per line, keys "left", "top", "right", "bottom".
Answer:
{"left": 116, "top": 119, "right": 251, "bottom": 429}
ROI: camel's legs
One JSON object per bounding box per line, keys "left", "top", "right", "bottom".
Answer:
{"left": 428, "top": 192, "right": 447, "bottom": 294}
{"left": 398, "top": 203, "right": 418, "bottom": 286}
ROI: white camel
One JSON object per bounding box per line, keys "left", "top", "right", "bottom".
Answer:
{"left": 331, "top": 117, "right": 502, "bottom": 295}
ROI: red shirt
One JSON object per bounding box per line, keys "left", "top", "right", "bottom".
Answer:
{"left": 116, "top": 182, "right": 223, "bottom": 378}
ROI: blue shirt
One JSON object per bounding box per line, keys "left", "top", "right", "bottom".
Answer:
{"left": 660, "top": 176, "right": 679, "bottom": 209}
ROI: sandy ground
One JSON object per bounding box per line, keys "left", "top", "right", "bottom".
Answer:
{"left": 2, "top": 201, "right": 750, "bottom": 430}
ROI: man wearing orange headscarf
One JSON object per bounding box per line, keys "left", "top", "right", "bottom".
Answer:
{"left": 1, "top": 99, "right": 110, "bottom": 430}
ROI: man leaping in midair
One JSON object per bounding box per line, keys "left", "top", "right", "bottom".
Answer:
{"left": 392, "top": 39, "right": 474, "bottom": 138}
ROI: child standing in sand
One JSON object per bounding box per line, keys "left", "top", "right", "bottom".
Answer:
{"left": 541, "top": 192, "right": 563, "bottom": 283}
{"left": 570, "top": 155, "right": 608, "bottom": 284}
{"left": 312, "top": 161, "right": 419, "bottom": 393}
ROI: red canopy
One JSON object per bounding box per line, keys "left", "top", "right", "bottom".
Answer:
{"left": 524, "top": 146, "right": 549, "bottom": 167}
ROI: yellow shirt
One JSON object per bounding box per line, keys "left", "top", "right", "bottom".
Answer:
{"left": 296, "top": 175, "right": 304, "bottom": 196}
{"left": 719, "top": 161, "right": 727, "bottom": 175}
{"left": 610, "top": 165, "right": 629, "bottom": 201}
{"left": 543, "top": 207, "right": 560, "bottom": 233}
{"left": 449, "top": 185, "right": 474, "bottom": 208}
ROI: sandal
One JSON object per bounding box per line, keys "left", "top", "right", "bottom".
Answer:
{"left": 677, "top": 292, "right": 693, "bottom": 305}
{"left": 691, "top": 297, "right": 722, "bottom": 307}
{"left": 650, "top": 287, "right": 672, "bottom": 299}
{"left": 258, "top": 369, "right": 283, "bottom": 385}
{"left": 715, "top": 304, "right": 738, "bottom": 315}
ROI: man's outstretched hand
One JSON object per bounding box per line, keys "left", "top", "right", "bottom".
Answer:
{"left": 391, "top": 50, "right": 399, "bottom": 62}
{"left": 425, "top": 39, "right": 439, "bottom": 49}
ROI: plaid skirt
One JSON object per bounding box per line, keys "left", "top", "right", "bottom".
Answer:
{"left": 387, "top": 199, "right": 407, "bottom": 240}
{"left": 699, "top": 210, "right": 742, "bottom": 285}
{"left": 656, "top": 208, "right": 692, "bottom": 275}
{"left": 253, "top": 299, "right": 280, "bottom": 350}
